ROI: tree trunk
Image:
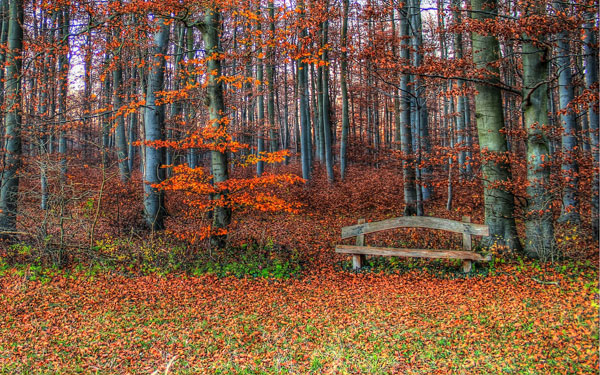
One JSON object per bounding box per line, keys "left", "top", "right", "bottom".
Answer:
{"left": 267, "top": 1, "right": 278, "bottom": 154}
{"left": 583, "top": 10, "right": 599, "bottom": 237}
{"left": 399, "top": 4, "right": 417, "bottom": 215}
{"left": 57, "top": 7, "right": 69, "bottom": 180}
{"left": 202, "top": 6, "right": 232, "bottom": 248}
{"left": 470, "top": 0, "right": 521, "bottom": 251}
{"left": 554, "top": 0, "right": 580, "bottom": 223}
{"left": 298, "top": 0, "right": 311, "bottom": 181}
{"left": 143, "top": 18, "right": 169, "bottom": 231}
{"left": 409, "top": 0, "right": 432, "bottom": 202}
{"left": 340, "top": 0, "right": 350, "bottom": 180}
{"left": 522, "top": 6, "right": 555, "bottom": 258}
{"left": 0, "top": 0, "right": 23, "bottom": 235}
{"left": 321, "top": 14, "right": 334, "bottom": 183}
{"left": 112, "top": 24, "right": 130, "bottom": 182}
{"left": 256, "top": 7, "right": 265, "bottom": 177}
{"left": 128, "top": 68, "right": 138, "bottom": 174}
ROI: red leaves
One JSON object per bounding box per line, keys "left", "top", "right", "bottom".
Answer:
{"left": 0, "top": 261, "right": 596, "bottom": 374}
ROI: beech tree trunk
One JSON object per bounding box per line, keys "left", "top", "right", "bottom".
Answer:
{"left": 256, "top": 7, "right": 265, "bottom": 177}
{"left": 0, "top": 0, "right": 24, "bottom": 235}
{"left": 321, "top": 13, "right": 334, "bottom": 183}
{"left": 554, "top": 0, "right": 580, "bottom": 224}
{"left": 267, "top": 1, "right": 278, "bottom": 154}
{"left": 409, "top": 0, "right": 431, "bottom": 203}
{"left": 340, "top": 0, "right": 350, "bottom": 180}
{"left": 583, "top": 11, "right": 599, "bottom": 237}
{"left": 399, "top": 4, "right": 417, "bottom": 215}
{"left": 522, "top": 4, "right": 555, "bottom": 258}
{"left": 202, "top": 6, "right": 232, "bottom": 248}
{"left": 470, "top": 0, "right": 521, "bottom": 251}
{"left": 112, "top": 22, "right": 130, "bottom": 182}
{"left": 298, "top": 0, "right": 311, "bottom": 181}
{"left": 57, "top": 7, "right": 69, "bottom": 180}
{"left": 143, "top": 18, "right": 169, "bottom": 231}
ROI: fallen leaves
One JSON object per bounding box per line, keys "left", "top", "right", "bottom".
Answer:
{"left": 0, "top": 264, "right": 597, "bottom": 374}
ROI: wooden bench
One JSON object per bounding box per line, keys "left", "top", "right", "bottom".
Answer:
{"left": 335, "top": 216, "right": 491, "bottom": 273}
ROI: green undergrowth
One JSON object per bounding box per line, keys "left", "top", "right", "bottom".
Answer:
{"left": 338, "top": 255, "right": 598, "bottom": 281}
{"left": 191, "top": 240, "right": 303, "bottom": 279}
{"left": 0, "top": 238, "right": 304, "bottom": 281}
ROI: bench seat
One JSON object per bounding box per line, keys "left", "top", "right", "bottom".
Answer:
{"left": 335, "top": 245, "right": 492, "bottom": 262}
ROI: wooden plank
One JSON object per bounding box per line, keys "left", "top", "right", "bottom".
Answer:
{"left": 462, "top": 216, "right": 472, "bottom": 251}
{"left": 353, "top": 218, "right": 366, "bottom": 270}
{"left": 462, "top": 260, "right": 472, "bottom": 273}
{"left": 335, "top": 245, "right": 492, "bottom": 261}
{"left": 341, "top": 216, "right": 489, "bottom": 239}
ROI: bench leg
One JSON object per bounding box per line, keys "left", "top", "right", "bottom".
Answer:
{"left": 352, "top": 255, "right": 365, "bottom": 270}
{"left": 462, "top": 260, "right": 472, "bottom": 273}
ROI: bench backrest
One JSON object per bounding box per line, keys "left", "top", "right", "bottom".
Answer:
{"left": 341, "top": 216, "right": 489, "bottom": 239}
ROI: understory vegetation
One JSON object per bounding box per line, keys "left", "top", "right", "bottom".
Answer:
{"left": 1, "top": 164, "right": 598, "bottom": 374}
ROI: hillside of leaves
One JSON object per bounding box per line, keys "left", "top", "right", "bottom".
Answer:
{"left": 1, "top": 162, "right": 598, "bottom": 374}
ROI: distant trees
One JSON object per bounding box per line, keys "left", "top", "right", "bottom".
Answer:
{"left": 0, "top": 0, "right": 596, "bottom": 258}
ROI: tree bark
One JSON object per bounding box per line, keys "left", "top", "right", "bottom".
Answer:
{"left": 256, "top": 6, "right": 265, "bottom": 177}
{"left": 298, "top": 0, "right": 311, "bottom": 181}
{"left": 583, "top": 10, "right": 599, "bottom": 237}
{"left": 522, "top": 4, "right": 555, "bottom": 258}
{"left": 399, "top": 4, "right": 417, "bottom": 215}
{"left": 340, "top": 0, "right": 350, "bottom": 180}
{"left": 202, "top": 6, "right": 232, "bottom": 248}
{"left": 57, "top": 7, "right": 69, "bottom": 180}
{"left": 0, "top": 0, "right": 24, "bottom": 235}
{"left": 321, "top": 13, "right": 334, "bottom": 183}
{"left": 470, "top": 0, "right": 521, "bottom": 251}
{"left": 112, "top": 22, "right": 130, "bottom": 182}
{"left": 554, "top": 0, "right": 580, "bottom": 224}
{"left": 143, "top": 18, "right": 169, "bottom": 231}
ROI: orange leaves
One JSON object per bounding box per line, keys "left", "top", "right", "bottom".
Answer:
{"left": 240, "top": 150, "right": 291, "bottom": 167}
{"left": 152, "top": 124, "right": 304, "bottom": 242}
{"left": 0, "top": 258, "right": 596, "bottom": 374}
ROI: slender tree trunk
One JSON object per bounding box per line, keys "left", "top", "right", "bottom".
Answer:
{"left": 256, "top": 8, "right": 265, "bottom": 177}
{"left": 340, "top": 0, "right": 350, "bottom": 180}
{"left": 112, "top": 25, "right": 130, "bottom": 182}
{"left": 102, "top": 33, "right": 112, "bottom": 168}
{"left": 39, "top": 12, "right": 54, "bottom": 211}
{"left": 583, "top": 10, "right": 599, "bottom": 237}
{"left": 267, "top": 1, "right": 278, "bottom": 154}
{"left": 57, "top": 7, "right": 69, "bottom": 180}
{"left": 298, "top": 0, "right": 311, "bottom": 181}
{"left": 447, "top": 89, "right": 454, "bottom": 211}
{"left": 321, "top": 14, "right": 334, "bottom": 183}
{"left": 554, "top": 0, "right": 580, "bottom": 223}
{"left": 128, "top": 67, "right": 138, "bottom": 173}
{"left": 167, "top": 25, "right": 185, "bottom": 176}
{"left": 452, "top": 0, "right": 468, "bottom": 178}
{"left": 186, "top": 26, "right": 198, "bottom": 169}
{"left": 399, "top": 4, "right": 417, "bottom": 215}
{"left": 410, "top": 0, "right": 432, "bottom": 203}
{"left": 0, "top": 0, "right": 9, "bottom": 148}
{"left": 470, "top": 0, "right": 521, "bottom": 251}
{"left": 0, "top": 0, "right": 23, "bottom": 235}
{"left": 202, "top": 6, "right": 231, "bottom": 248}
{"left": 313, "top": 62, "right": 323, "bottom": 162}
{"left": 143, "top": 18, "right": 169, "bottom": 231}
{"left": 522, "top": 6, "right": 555, "bottom": 258}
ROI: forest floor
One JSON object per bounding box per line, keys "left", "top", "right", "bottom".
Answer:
{"left": 0, "top": 165, "right": 598, "bottom": 374}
